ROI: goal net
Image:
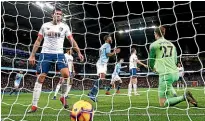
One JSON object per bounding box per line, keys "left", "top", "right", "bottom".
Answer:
{"left": 1, "top": 1, "right": 205, "bottom": 121}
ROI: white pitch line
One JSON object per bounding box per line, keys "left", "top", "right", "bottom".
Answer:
{"left": 1, "top": 113, "right": 205, "bottom": 117}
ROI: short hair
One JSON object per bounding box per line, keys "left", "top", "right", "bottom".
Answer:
{"left": 154, "top": 26, "right": 166, "bottom": 37}
{"left": 66, "top": 48, "right": 71, "bottom": 53}
{"left": 52, "top": 8, "right": 62, "bottom": 14}
{"left": 131, "top": 48, "right": 136, "bottom": 54}
{"left": 103, "top": 35, "right": 111, "bottom": 41}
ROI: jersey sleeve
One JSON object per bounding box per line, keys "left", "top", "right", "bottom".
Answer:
{"left": 65, "top": 24, "right": 73, "bottom": 39}
{"left": 106, "top": 44, "right": 111, "bottom": 54}
{"left": 38, "top": 24, "right": 44, "bottom": 38}
{"left": 149, "top": 43, "right": 156, "bottom": 69}
{"left": 134, "top": 55, "right": 138, "bottom": 61}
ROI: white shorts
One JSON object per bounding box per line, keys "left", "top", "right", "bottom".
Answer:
{"left": 96, "top": 63, "right": 107, "bottom": 75}
{"left": 111, "top": 75, "right": 121, "bottom": 82}
{"left": 14, "top": 82, "right": 20, "bottom": 88}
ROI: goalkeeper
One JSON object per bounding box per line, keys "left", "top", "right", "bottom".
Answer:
{"left": 149, "top": 26, "right": 197, "bottom": 107}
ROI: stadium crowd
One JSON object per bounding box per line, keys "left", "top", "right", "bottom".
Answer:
{"left": 1, "top": 46, "right": 205, "bottom": 93}
{"left": 1, "top": 71, "right": 204, "bottom": 93}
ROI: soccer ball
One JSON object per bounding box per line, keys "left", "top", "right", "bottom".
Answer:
{"left": 70, "top": 100, "right": 94, "bottom": 121}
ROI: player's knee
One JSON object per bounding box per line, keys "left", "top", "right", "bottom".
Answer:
{"left": 62, "top": 72, "right": 69, "bottom": 79}
{"left": 37, "top": 74, "right": 46, "bottom": 83}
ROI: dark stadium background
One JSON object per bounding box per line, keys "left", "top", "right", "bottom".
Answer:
{"left": 1, "top": 1, "right": 205, "bottom": 88}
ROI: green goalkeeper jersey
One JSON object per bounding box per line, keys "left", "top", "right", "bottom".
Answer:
{"left": 149, "top": 37, "right": 178, "bottom": 75}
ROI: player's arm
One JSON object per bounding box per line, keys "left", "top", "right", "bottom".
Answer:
{"left": 28, "top": 26, "right": 44, "bottom": 65}
{"left": 30, "top": 36, "right": 43, "bottom": 57}
{"left": 136, "top": 60, "right": 147, "bottom": 68}
{"left": 120, "top": 65, "right": 127, "bottom": 69}
{"left": 148, "top": 44, "right": 156, "bottom": 70}
{"left": 107, "top": 48, "right": 120, "bottom": 57}
{"left": 65, "top": 25, "right": 84, "bottom": 61}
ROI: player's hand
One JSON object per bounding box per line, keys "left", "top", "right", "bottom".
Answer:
{"left": 78, "top": 52, "right": 84, "bottom": 62}
{"left": 28, "top": 55, "right": 36, "bottom": 66}
{"left": 144, "top": 65, "right": 148, "bottom": 68}
{"left": 136, "top": 67, "right": 140, "bottom": 71}
{"left": 114, "top": 48, "right": 121, "bottom": 54}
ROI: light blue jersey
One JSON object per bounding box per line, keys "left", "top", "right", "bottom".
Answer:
{"left": 15, "top": 73, "right": 23, "bottom": 84}
{"left": 97, "top": 43, "right": 111, "bottom": 64}
{"left": 112, "top": 63, "right": 121, "bottom": 75}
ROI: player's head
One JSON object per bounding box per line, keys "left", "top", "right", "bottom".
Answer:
{"left": 119, "top": 58, "right": 124, "bottom": 63}
{"left": 177, "top": 62, "right": 181, "bottom": 67}
{"left": 104, "top": 35, "right": 112, "bottom": 44}
{"left": 52, "top": 8, "right": 63, "bottom": 22}
{"left": 19, "top": 70, "right": 23, "bottom": 74}
{"left": 154, "top": 26, "right": 166, "bottom": 40}
{"left": 131, "top": 48, "right": 136, "bottom": 54}
{"left": 66, "top": 48, "right": 73, "bottom": 55}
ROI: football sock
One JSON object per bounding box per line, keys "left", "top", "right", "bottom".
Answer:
{"left": 90, "top": 79, "right": 102, "bottom": 96}
{"left": 61, "top": 79, "right": 68, "bottom": 97}
{"left": 133, "top": 84, "right": 137, "bottom": 94}
{"left": 107, "top": 84, "right": 112, "bottom": 91}
{"left": 32, "top": 81, "right": 42, "bottom": 107}
{"left": 65, "top": 85, "right": 72, "bottom": 97}
{"left": 117, "top": 83, "right": 122, "bottom": 91}
{"left": 15, "top": 88, "right": 19, "bottom": 95}
{"left": 177, "top": 83, "right": 179, "bottom": 90}
{"left": 54, "top": 83, "right": 61, "bottom": 97}
{"left": 128, "top": 83, "right": 132, "bottom": 95}
{"left": 9, "top": 89, "right": 16, "bottom": 95}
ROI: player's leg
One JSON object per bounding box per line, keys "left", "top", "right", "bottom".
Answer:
{"left": 88, "top": 63, "right": 106, "bottom": 102}
{"left": 14, "top": 86, "right": 19, "bottom": 95}
{"left": 181, "top": 77, "right": 185, "bottom": 89}
{"left": 116, "top": 77, "right": 122, "bottom": 94}
{"left": 128, "top": 68, "right": 137, "bottom": 96}
{"left": 133, "top": 77, "right": 139, "bottom": 95}
{"left": 177, "top": 80, "right": 180, "bottom": 91}
{"left": 106, "top": 81, "right": 113, "bottom": 95}
{"left": 58, "top": 54, "right": 70, "bottom": 109}
{"left": 10, "top": 82, "right": 18, "bottom": 95}
{"left": 28, "top": 73, "right": 47, "bottom": 112}
{"left": 160, "top": 74, "right": 197, "bottom": 107}
{"left": 170, "top": 84, "right": 177, "bottom": 97}
{"left": 128, "top": 77, "right": 133, "bottom": 96}
{"left": 28, "top": 53, "right": 51, "bottom": 113}
{"left": 106, "top": 75, "right": 115, "bottom": 95}
{"left": 65, "top": 72, "right": 73, "bottom": 98}
{"left": 53, "top": 80, "right": 63, "bottom": 100}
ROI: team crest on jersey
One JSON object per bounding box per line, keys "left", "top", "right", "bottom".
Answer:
{"left": 59, "top": 27, "right": 63, "bottom": 32}
{"left": 46, "top": 27, "right": 50, "bottom": 30}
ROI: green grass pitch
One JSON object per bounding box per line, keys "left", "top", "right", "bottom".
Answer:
{"left": 1, "top": 88, "right": 205, "bottom": 121}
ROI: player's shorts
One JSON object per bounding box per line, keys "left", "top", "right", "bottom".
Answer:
{"left": 111, "top": 74, "right": 121, "bottom": 82}
{"left": 36, "top": 53, "right": 67, "bottom": 74}
{"left": 96, "top": 62, "right": 107, "bottom": 75}
{"left": 14, "top": 82, "right": 20, "bottom": 88}
{"left": 158, "top": 72, "right": 179, "bottom": 98}
{"left": 130, "top": 68, "right": 137, "bottom": 77}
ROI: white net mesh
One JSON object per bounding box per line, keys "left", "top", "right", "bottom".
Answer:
{"left": 1, "top": 1, "right": 205, "bottom": 121}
